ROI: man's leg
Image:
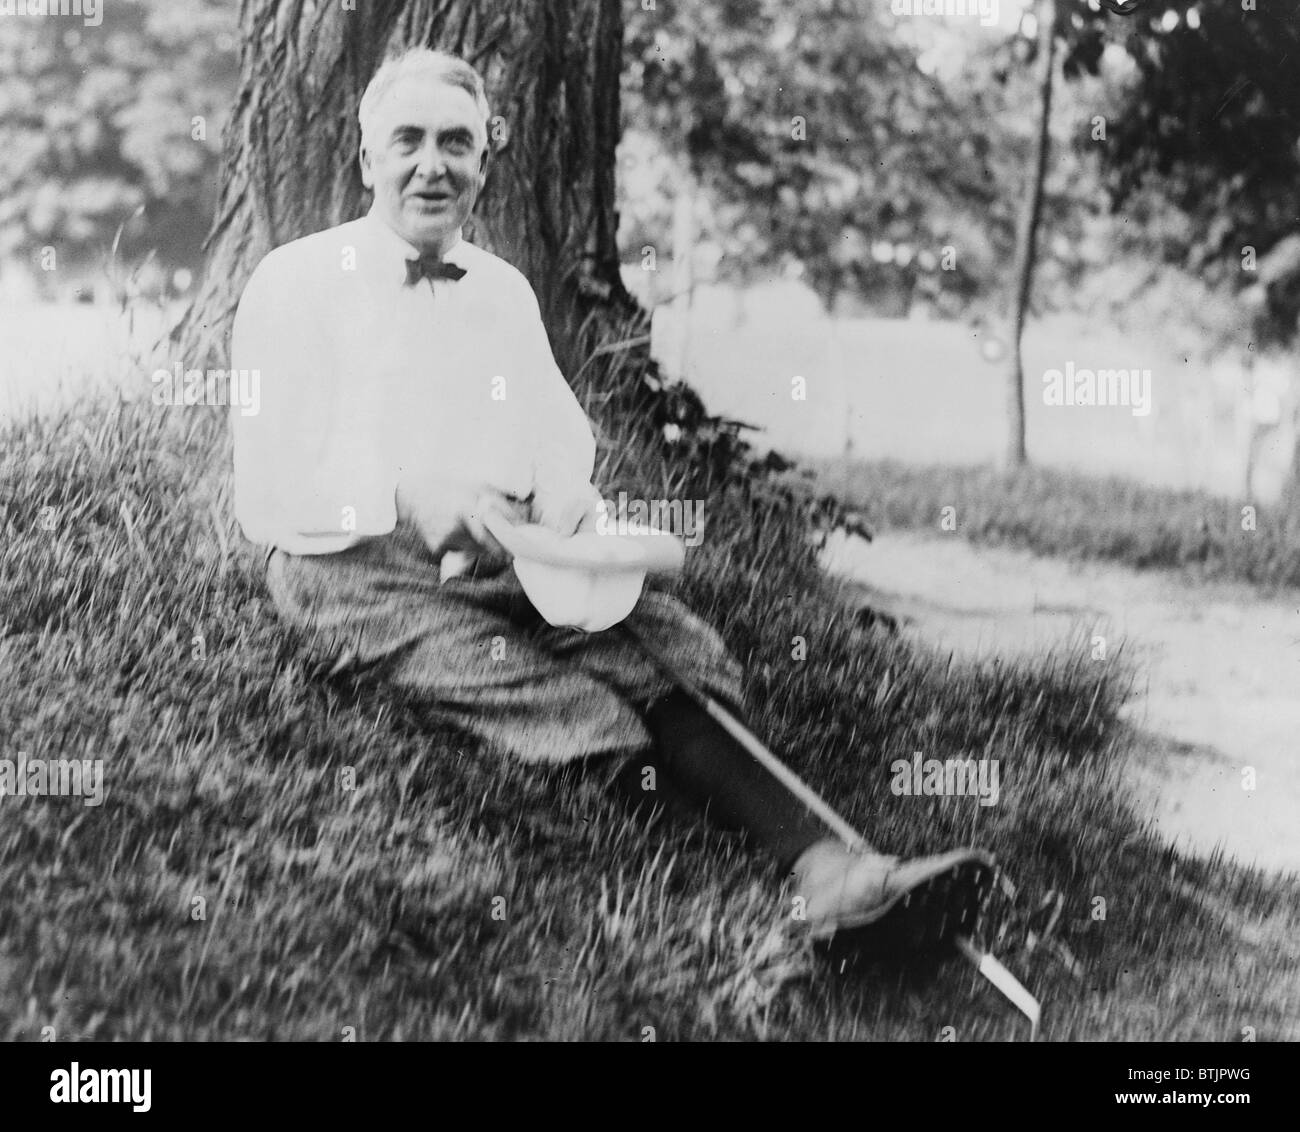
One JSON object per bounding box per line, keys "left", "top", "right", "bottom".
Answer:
{"left": 269, "top": 535, "right": 991, "bottom": 950}
{"left": 635, "top": 688, "right": 831, "bottom": 866}
{"left": 629, "top": 685, "right": 992, "bottom": 950}
{"left": 537, "top": 589, "right": 996, "bottom": 950}
{"left": 265, "top": 528, "right": 653, "bottom": 763}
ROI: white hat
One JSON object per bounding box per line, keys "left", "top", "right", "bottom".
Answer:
{"left": 482, "top": 513, "right": 685, "bottom": 632}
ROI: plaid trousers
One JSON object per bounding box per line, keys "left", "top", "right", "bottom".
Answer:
{"left": 263, "top": 524, "right": 746, "bottom": 762}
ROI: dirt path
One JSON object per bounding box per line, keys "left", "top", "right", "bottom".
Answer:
{"left": 820, "top": 531, "right": 1300, "bottom": 876}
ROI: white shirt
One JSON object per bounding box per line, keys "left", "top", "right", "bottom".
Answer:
{"left": 230, "top": 207, "right": 597, "bottom": 555}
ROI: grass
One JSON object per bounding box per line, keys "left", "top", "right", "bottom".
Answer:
{"left": 0, "top": 354, "right": 1297, "bottom": 1041}
{"left": 819, "top": 457, "right": 1300, "bottom": 592}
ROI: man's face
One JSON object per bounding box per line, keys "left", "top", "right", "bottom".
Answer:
{"left": 360, "top": 74, "right": 488, "bottom": 255}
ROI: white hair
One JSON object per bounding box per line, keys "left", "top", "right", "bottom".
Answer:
{"left": 358, "top": 48, "right": 491, "bottom": 149}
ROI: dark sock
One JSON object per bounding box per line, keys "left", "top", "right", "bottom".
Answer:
{"left": 625, "top": 688, "right": 833, "bottom": 871}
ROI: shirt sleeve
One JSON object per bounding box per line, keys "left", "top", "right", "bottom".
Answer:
{"left": 230, "top": 253, "right": 397, "bottom": 546}
{"left": 511, "top": 275, "right": 599, "bottom": 505}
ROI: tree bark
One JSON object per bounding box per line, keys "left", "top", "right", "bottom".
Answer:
{"left": 1003, "top": 0, "right": 1057, "bottom": 469}
{"left": 182, "top": 0, "right": 638, "bottom": 376}
{"left": 670, "top": 165, "right": 699, "bottom": 382}
{"left": 178, "top": 0, "right": 853, "bottom": 541}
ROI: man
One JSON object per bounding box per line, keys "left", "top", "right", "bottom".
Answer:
{"left": 231, "top": 47, "right": 993, "bottom": 953}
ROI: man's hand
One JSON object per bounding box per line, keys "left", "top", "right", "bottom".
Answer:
{"left": 396, "top": 480, "right": 530, "bottom": 565}
{"left": 531, "top": 481, "right": 603, "bottom": 537}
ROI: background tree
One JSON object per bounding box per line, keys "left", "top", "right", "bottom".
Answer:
{"left": 1092, "top": 0, "right": 1300, "bottom": 351}
{"left": 1084, "top": 0, "right": 1300, "bottom": 485}
{"left": 1004, "top": 0, "right": 1059, "bottom": 467}
{"left": 621, "top": 0, "right": 1010, "bottom": 317}
{"left": 0, "top": 0, "right": 237, "bottom": 298}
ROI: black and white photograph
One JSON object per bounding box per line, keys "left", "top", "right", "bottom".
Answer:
{"left": 0, "top": 0, "right": 1295, "bottom": 1088}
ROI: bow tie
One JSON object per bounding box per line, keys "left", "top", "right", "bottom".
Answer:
{"left": 405, "top": 255, "right": 467, "bottom": 285}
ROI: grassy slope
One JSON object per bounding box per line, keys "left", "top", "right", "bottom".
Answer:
{"left": 0, "top": 394, "right": 1296, "bottom": 1042}
{"left": 819, "top": 457, "right": 1300, "bottom": 592}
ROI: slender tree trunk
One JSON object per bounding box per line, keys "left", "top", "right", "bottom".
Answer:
{"left": 182, "top": 0, "right": 638, "bottom": 375}
{"left": 670, "top": 165, "right": 698, "bottom": 381}
{"left": 1003, "top": 0, "right": 1057, "bottom": 469}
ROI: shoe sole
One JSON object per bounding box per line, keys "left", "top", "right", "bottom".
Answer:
{"left": 810, "top": 850, "right": 996, "bottom": 952}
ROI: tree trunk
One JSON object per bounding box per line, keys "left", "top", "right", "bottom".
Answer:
{"left": 670, "top": 165, "right": 699, "bottom": 382}
{"left": 178, "top": 0, "right": 853, "bottom": 541}
{"left": 1003, "top": 0, "right": 1057, "bottom": 469}
{"left": 182, "top": 0, "right": 638, "bottom": 377}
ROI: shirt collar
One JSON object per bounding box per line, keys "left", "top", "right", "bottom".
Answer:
{"left": 364, "top": 205, "right": 468, "bottom": 283}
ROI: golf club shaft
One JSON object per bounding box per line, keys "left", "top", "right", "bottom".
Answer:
{"left": 622, "top": 622, "right": 1034, "bottom": 1035}
{"left": 621, "top": 622, "right": 867, "bottom": 850}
